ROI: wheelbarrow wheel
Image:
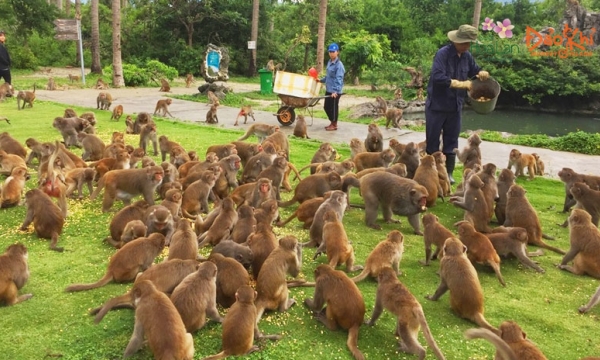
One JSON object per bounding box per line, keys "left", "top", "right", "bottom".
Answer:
{"left": 276, "top": 106, "right": 296, "bottom": 126}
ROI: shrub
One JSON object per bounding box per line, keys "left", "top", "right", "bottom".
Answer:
{"left": 145, "top": 60, "right": 178, "bottom": 81}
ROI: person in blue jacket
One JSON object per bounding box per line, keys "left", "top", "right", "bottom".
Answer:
{"left": 0, "top": 30, "right": 11, "bottom": 85}
{"left": 425, "top": 24, "right": 489, "bottom": 184}
{"left": 320, "top": 43, "right": 345, "bottom": 131}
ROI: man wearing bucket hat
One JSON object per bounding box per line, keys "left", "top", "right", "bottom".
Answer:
{"left": 425, "top": 24, "right": 489, "bottom": 184}
{"left": 0, "top": 30, "right": 11, "bottom": 85}
{"left": 319, "top": 42, "right": 345, "bottom": 131}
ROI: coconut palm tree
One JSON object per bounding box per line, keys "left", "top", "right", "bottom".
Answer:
{"left": 91, "top": 0, "right": 102, "bottom": 74}
{"left": 316, "top": 0, "right": 327, "bottom": 74}
{"left": 112, "top": 0, "right": 124, "bottom": 87}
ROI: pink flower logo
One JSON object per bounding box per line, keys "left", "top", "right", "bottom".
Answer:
{"left": 482, "top": 17, "right": 495, "bottom": 31}
{"left": 494, "top": 18, "right": 515, "bottom": 38}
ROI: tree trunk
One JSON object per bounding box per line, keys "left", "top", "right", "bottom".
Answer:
{"left": 91, "top": 0, "right": 102, "bottom": 74}
{"left": 249, "top": 0, "right": 259, "bottom": 76}
{"left": 55, "top": 0, "right": 63, "bottom": 11}
{"left": 303, "top": 43, "right": 309, "bottom": 71}
{"left": 66, "top": 0, "right": 71, "bottom": 16}
{"left": 75, "top": 0, "right": 81, "bottom": 66}
{"left": 316, "top": 0, "right": 328, "bottom": 74}
{"left": 473, "top": 0, "right": 482, "bottom": 29}
{"left": 112, "top": 0, "right": 125, "bottom": 87}
{"left": 122, "top": 0, "right": 127, "bottom": 8}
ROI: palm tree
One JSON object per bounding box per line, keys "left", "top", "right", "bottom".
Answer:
{"left": 112, "top": 0, "right": 124, "bottom": 87}
{"left": 91, "top": 0, "right": 102, "bottom": 74}
{"left": 473, "top": 0, "right": 482, "bottom": 29}
{"left": 249, "top": 0, "right": 259, "bottom": 76}
{"left": 316, "top": 0, "right": 328, "bottom": 74}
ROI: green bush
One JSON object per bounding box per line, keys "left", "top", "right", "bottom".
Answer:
{"left": 10, "top": 46, "right": 38, "bottom": 70}
{"left": 145, "top": 59, "right": 178, "bottom": 81}
{"left": 27, "top": 32, "right": 77, "bottom": 67}
{"left": 103, "top": 63, "right": 151, "bottom": 87}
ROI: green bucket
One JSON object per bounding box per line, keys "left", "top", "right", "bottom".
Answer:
{"left": 468, "top": 77, "right": 501, "bottom": 114}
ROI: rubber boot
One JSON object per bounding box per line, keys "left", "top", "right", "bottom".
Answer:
{"left": 445, "top": 153, "right": 456, "bottom": 185}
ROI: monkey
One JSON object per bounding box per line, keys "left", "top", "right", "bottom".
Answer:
{"left": 0, "top": 132, "right": 27, "bottom": 159}
{"left": 0, "top": 149, "right": 27, "bottom": 174}
{"left": 579, "top": 285, "right": 600, "bottom": 314}
{"left": 180, "top": 163, "right": 218, "bottom": 190}
{"left": 450, "top": 174, "right": 493, "bottom": 233}
{"left": 211, "top": 240, "right": 254, "bottom": 269}
{"left": 187, "top": 150, "right": 198, "bottom": 161}
{"left": 247, "top": 178, "right": 277, "bottom": 208}
{"left": 104, "top": 200, "right": 150, "bottom": 247}
{"left": 24, "top": 138, "right": 48, "bottom": 166}
{"left": 558, "top": 209, "right": 600, "bottom": 279}
{"left": 52, "top": 117, "right": 83, "bottom": 148}
{"left": 349, "top": 138, "right": 367, "bottom": 161}
{"left": 205, "top": 103, "right": 219, "bottom": 124}
{"left": 425, "top": 237, "right": 499, "bottom": 334}
{"left": 254, "top": 198, "right": 280, "bottom": 225}
{"left": 67, "top": 74, "right": 80, "bottom": 83}
{"left": 0, "top": 82, "right": 14, "bottom": 101}
{"left": 125, "top": 116, "right": 135, "bottom": 134}
{"left": 76, "top": 132, "right": 105, "bottom": 161}
{"left": 455, "top": 221, "right": 506, "bottom": 286}
{"left": 234, "top": 105, "right": 256, "bottom": 126}
{"left": 206, "top": 143, "right": 237, "bottom": 160}
{"left": 531, "top": 152, "right": 545, "bottom": 176}
{"left": 351, "top": 230, "right": 404, "bottom": 282}
{"left": 160, "top": 187, "right": 182, "bottom": 218}
{"left": 278, "top": 172, "right": 342, "bottom": 208}
{"left": 254, "top": 235, "right": 302, "bottom": 322}
{"left": 304, "top": 264, "right": 366, "bottom": 360}
{"left": 558, "top": 168, "right": 600, "bottom": 213}
{"left": 91, "top": 166, "right": 164, "bottom": 212}
{"left": 170, "top": 261, "right": 223, "bottom": 333}
{"left": 240, "top": 143, "right": 277, "bottom": 184}
{"left": 374, "top": 96, "right": 403, "bottom": 129}
{"left": 464, "top": 320, "right": 547, "bottom": 360}
{"left": 96, "top": 91, "right": 112, "bottom": 110}
{"left": 185, "top": 73, "right": 194, "bottom": 88}
{"left": 198, "top": 197, "right": 238, "bottom": 247}
{"left": 388, "top": 138, "right": 406, "bottom": 162}
{"left": 413, "top": 154, "right": 444, "bottom": 207}
{"left": 46, "top": 77, "right": 57, "bottom": 91}
{"left": 0, "top": 166, "right": 30, "bottom": 208}
{"left": 179, "top": 153, "right": 218, "bottom": 179}
{"left": 303, "top": 190, "right": 348, "bottom": 248}
{"left": 158, "top": 135, "right": 185, "bottom": 163}
{"left": 144, "top": 205, "right": 176, "bottom": 245}
{"left": 230, "top": 205, "right": 256, "bottom": 244}
{"left": 299, "top": 142, "right": 335, "bottom": 175}
{"left": 139, "top": 122, "right": 158, "bottom": 156}
{"left": 230, "top": 141, "right": 262, "bottom": 167}
{"left": 507, "top": 149, "right": 537, "bottom": 180}
{"left": 245, "top": 221, "right": 278, "bottom": 278}
{"left": 276, "top": 194, "right": 329, "bottom": 229}
{"left": 110, "top": 104, "right": 124, "bottom": 121}
{"left": 64, "top": 167, "right": 95, "bottom": 199}
{"left": 153, "top": 98, "right": 173, "bottom": 117}
{"left": 255, "top": 156, "right": 288, "bottom": 201}
{"left": 65, "top": 233, "right": 166, "bottom": 292}
{"left": 80, "top": 112, "right": 97, "bottom": 126}
{"left": 120, "top": 220, "right": 147, "bottom": 246}
{"left": 158, "top": 78, "right": 171, "bottom": 92}
{"left": 203, "top": 285, "right": 281, "bottom": 360}
{"left": 366, "top": 267, "right": 446, "bottom": 360}
{"left": 207, "top": 90, "right": 220, "bottom": 106}
{"left": 353, "top": 148, "right": 396, "bottom": 172}
{"left": 494, "top": 168, "right": 516, "bottom": 225}
{"left": 128, "top": 147, "right": 145, "bottom": 168}
{"left": 94, "top": 78, "right": 109, "bottom": 90}
{"left": 293, "top": 114, "right": 310, "bottom": 138}
{"left": 485, "top": 226, "right": 545, "bottom": 273}
{"left": 420, "top": 213, "right": 455, "bottom": 266}
{"left": 181, "top": 170, "right": 218, "bottom": 218}
{"left": 504, "top": 184, "right": 565, "bottom": 254}
{"left": 394, "top": 87, "right": 403, "bottom": 99}
{"left": 19, "top": 189, "right": 65, "bottom": 252}
{"left": 395, "top": 141, "right": 420, "bottom": 179}
{"left": 237, "top": 123, "right": 279, "bottom": 142}
{"left": 131, "top": 112, "right": 152, "bottom": 134}
{"left": 317, "top": 210, "right": 363, "bottom": 273}
{"left": 364, "top": 123, "right": 383, "bottom": 153}
{"left": 16, "top": 84, "right": 36, "bottom": 110}
{"left": 565, "top": 182, "right": 600, "bottom": 227}
{"left": 355, "top": 163, "right": 408, "bottom": 179}
{"left": 0, "top": 243, "right": 32, "bottom": 306}
{"left": 454, "top": 133, "right": 483, "bottom": 170}
{"left": 122, "top": 280, "right": 195, "bottom": 360}
{"left": 212, "top": 155, "right": 242, "bottom": 200}
{"left": 90, "top": 150, "right": 131, "bottom": 181}
{"left": 208, "top": 253, "right": 251, "bottom": 308}
{"left": 432, "top": 151, "right": 451, "bottom": 196}
{"left": 263, "top": 129, "right": 290, "bottom": 160}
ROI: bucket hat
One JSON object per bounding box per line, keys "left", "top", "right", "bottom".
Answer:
{"left": 447, "top": 25, "right": 480, "bottom": 43}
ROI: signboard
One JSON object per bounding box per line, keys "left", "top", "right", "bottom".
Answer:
{"left": 54, "top": 33, "right": 79, "bottom": 41}
{"left": 206, "top": 50, "right": 221, "bottom": 76}
{"left": 247, "top": 41, "right": 256, "bottom": 50}
{"left": 54, "top": 19, "right": 78, "bottom": 35}
{"left": 53, "top": 18, "right": 86, "bottom": 85}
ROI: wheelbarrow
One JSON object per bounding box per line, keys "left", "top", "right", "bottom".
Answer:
{"left": 272, "top": 71, "right": 326, "bottom": 126}
{"left": 275, "top": 94, "right": 329, "bottom": 126}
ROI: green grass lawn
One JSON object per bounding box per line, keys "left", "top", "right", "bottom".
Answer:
{"left": 0, "top": 95, "right": 598, "bottom": 360}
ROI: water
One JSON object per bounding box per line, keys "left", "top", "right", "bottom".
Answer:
{"left": 404, "top": 109, "right": 600, "bottom": 136}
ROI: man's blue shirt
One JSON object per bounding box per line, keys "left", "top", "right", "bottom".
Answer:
{"left": 321, "top": 57, "right": 345, "bottom": 94}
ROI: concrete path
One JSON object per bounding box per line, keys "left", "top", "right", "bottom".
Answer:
{"left": 36, "top": 84, "right": 600, "bottom": 179}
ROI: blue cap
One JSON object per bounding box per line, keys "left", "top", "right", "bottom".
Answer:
{"left": 328, "top": 43, "right": 339, "bottom": 52}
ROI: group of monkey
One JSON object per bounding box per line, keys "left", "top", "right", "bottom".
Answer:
{"left": 1, "top": 97, "right": 600, "bottom": 359}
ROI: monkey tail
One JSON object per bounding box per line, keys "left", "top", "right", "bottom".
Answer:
{"left": 181, "top": 208, "right": 198, "bottom": 220}
{"left": 471, "top": 313, "right": 500, "bottom": 335}
{"left": 287, "top": 163, "right": 303, "bottom": 182}
{"left": 415, "top": 307, "right": 446, "bottom": 360}
{"left": 346, "top": 325, "right": 365, "bottom": 360}
{"left": 92, "top": 293, "right": 133, "bottom": 324}
{"left": 297, "top": 163, "right": 316, "bottom": 175}
{"left": 236, "top": 131, "right": 251, "bottom": 141}
{"left": 464, "top": 328, "right": 517, "bottom": 360}
{"left": 342, "top": 175, "right": 361, "bottom": 193}
{"left": 202, "top": 351, "right": 227, "bottom": 360}
{"left": 276, "top": 213, "right": 297, "bottom": 227}
{"left": 90, "top": 176, "right": 105, "bottom": 200}
{"left": 277, "top": 197, "right": 297, "bottom": 208}
{"left": 536, "top": 241, "right": 566, "bottom": 255}
{"left": 65, "top": 272, "right": 114, "bottom": 292}
{"left": 350, "top": 269, "right": 370, "bottom": 283}
{"left": 541, "top": 233, "right": 555, "bottom": 240}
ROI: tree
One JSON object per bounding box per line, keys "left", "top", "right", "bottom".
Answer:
{"left": 112, "top": 0, "right": 124, "bottom": 87}
{"left": 338, "top": 30, "right": 391, "bottom": 85}
{"left": 167, "top": 0, "right": 218, "bottom": 47}
{"left": 473, "top": 0, "right": 482, "bottom": 28}
{"left": 91, "top": 0, "right": 102, "bottom": 74}
{"left": 316, "top": 0, "right": 327, "bottom": 73}
{"left": 249, "top": 0, "right": 259, "bottom": 76}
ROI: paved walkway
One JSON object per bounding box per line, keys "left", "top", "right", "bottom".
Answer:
{"left": 36, "top": 84, "right": 600, "bottom": 179}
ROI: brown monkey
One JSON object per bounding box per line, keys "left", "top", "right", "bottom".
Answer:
{"left": 0, "top": 166, "right": 29, "bottom": 208}
{"left": 110, "top": 104, "right": 124, "bottom": 121}
{"left": 365, "top": 123, "right": 383, "bottom": 152}
{"left": 160, "top": 188, "right": 182, "bottom": 219}
{"left": 96, "top": 91, "right": 112, "bottom": 110}
{"left": 352, "top": 230, "right": 404, "bottom": 282}
{"left": 558, "top": 168, "right": 600, "bottom": 213}
{"left": 354, "top": 164, "right": 407, "bottom": 178}
{"left": 454, "top": 133, "right": 482, "bottom": 170}
{"left": 125, "top": 116, "right": 135, "bottom": 134}
{"left": 25, "top": 138, "right": 46, "bottom": 166}
{"left": 293, "top": 114, "right": 310, "bottom": 138}
{"left": 67, "top": 74, "right": 80, "bottom": 82}
{"left": 276, "top": 194, "right": 327, "bottom": 229}
{"left": 241, "top": 143, "right": 277, "bottom": 184}
{"left": 246, "top": 221, "right": 277, "bottom": 277}
{"left": 0, "top": 82, "right": 14, "bottom": 100}
{"left": 181, "top": 170, "right": 218, "bottom": 218}
{"left": 132, "top": 112, "right": 151, "bottom": 134}
{"left": 450, "top": 174, "right": 492, "bottom": 233}
{"left": 579, "top": 285, "right": 600, "bottom": 314}
{"left": 0, "top": 149, "right": 26, "bottom": 174}
{"left": 300, "top": 142, "right": 335, "bottom": 175}
{"left": 207, "top": 90, "right": 220, "bottom": 106}
{"left": 171, "top": 146, "right": 191, "bottom": 168}
{"left": 90, "top": 166, "right": 164, "bottom": 212}
{"left": 19, "top": 189, "right": 65, "bottom": 252}
{"left": 188, "top": 150, "right": 199, "bottom": 161}
{"left": 558, "top": 209, "right": 600, "bottom": 279}
{"left": 349, "top": 138, "right": 367, "bottom": 161}
{"left": 505, "top": 184, "right": 565, "bottom": 254}
{"left": 63, "top": 108, "right": 77, "bottom": 118}
{"left": 254, "top": 199, "right": 280, "bottom": 225}
{"left": 229, "top": 179, "right": 268, "bottom": 208}
{"left": 144, "top": 205, "right": 176, "bottom": 245}
{"left": 158, "top": 134, "right": 183, "bottom": 162}
{"left": 120, "top": 220, "right": 147, "bottom": 246}
{"left": 318, "top": 210, "right": 362, "bottom": 272}
{"left": 185, "top": 73, "right": 194, "bottom": 87}
{"left": 568, "top": 182, "right": 600, "bottom": 227}
{"left": 198, "top": 197, "right": 238, "bottom": 247}
{"left": 16, "top": 84, "right": 36, "bottom": 110}
{"left": 210, "top": 240, "right": 254, "bottom": 270}
{"left": 413, "top": 154, "right": 443, "bottom": 207}
{"left": 303, "top": 194, "right": 348, "bottom": 248}
{"left": 139, "top": 122, "right": 158, "bottom": 156}
{"left": 90, "top": 150, "right": 131, "bottom": 180}
{"left": 375, "top": 96, "right": 403, "bottom": 129}
{"left": 123, "top": 280, "right": 194, "bottom": 360}
{"left": 507, "top": 149, "right": 537, "bottom": 180}
{"left": 278, "top": 172, "right": 342, "bottom": 207}
{"left": 232, "top": 204, "right": 256, "bottom": 243}
{"left": 128, "top": 147, "right": 145, "bottom": 168}
{"left": 104, "top": 200, "right": 150, "bottom": 247}
{"left": 234, "top": 105, "right": 256, "bottom": 126}
{"left": 432, "top": 151, "right": 451, "bottom": 197}
{"left": 208, "top": 253, "right": 251, "bottom": 308}
{"left": 141, "top": 156, "right": 156, "bottom": 168}
{"left": 366, "top": 267, "right": 445, "bottom": 360}
{"left": 46, "top": 77, "right": 57, "bottom": 91}
{"left": 396, "top": 141, "right": 420, "bottom": 179}
{"left": 153, "top": 98, "right": 173, "bottom": 117}
{"left": 230, "top": 141, "right": 262, "bottom": 167}
{"left": 254, "top": 235, "right": 302, "bottom": 322}
{"left": 425, "top": 237, "right": 499, "bottom": 334}
{"left": 94, "top": 78, "right": 109, "bottom": 90}
{"left": 388, "top": 138, "right": 406, "bottom": 161}
{"left": 420, "top": 214, "right": 454, "bottom": 266}
{"left": 485, "top": 227, "right": 545, "bottom": 273}
{"left": 532, "top": 153, "right": 545, "bottom": 175}
{"left": 170, "top": 261, "right": 223, "bottom": 332}
{"left": 304, "top": 264, "right": 366, "bottom": 360}
{"left": 205, "top": 103, "right": 219, "bottom": 124}
{"left": 64, "top": 167, "right": 95, "bottom": 199}
{"left": 203, "top": 285, "right": 281, "bottom": 360}
{"left": 394, "top": 87, "right": 403, "bottom": 99}
{"left": 237, "top": 123, "right": 279, "bottom": 142}
{"left": 158, "top": 78, "right": 171, "bottom": 92}
{"left": 167, "top": 219, "right": 198, "bottom": 261}
{"left": 206, "top": 143, "right": 237, "bottom": 160}
{"left": 0, "top": 132, "right": 27, "bottom": 159}
{"left": 256, "top": 156, "right": 287, "bottom": 200}
{"left": 495, "top": 168, "right": 516, "bottom": 225}
{"left": 180, "top": 163, "right": 218, "bottom": 190}
{"left": 456, "top": 221, "right": 506, "bottom": 286}
{"left": 0, "top": 243, "right": 32, "bottom": 306}
{"left": 465, "top": 320, "right": 547, "bottom": 360}
{"left": 353, "top": 148, "right": 396, "bottom": 172}
{"left": 77, "top": 132, "right": 105, "bottom": 161}
{"left": 65, "top": 233, "right": 165, "bottom": 292}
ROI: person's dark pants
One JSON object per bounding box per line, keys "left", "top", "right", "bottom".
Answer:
{"left": 324, "top": 92, "right": 341, "bottom": 125}
{"left": 425, "top": 107, "right": 461, "bottom": 182}
{"left": 0, "top": 68, "right": 11, "bottom": 85}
